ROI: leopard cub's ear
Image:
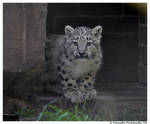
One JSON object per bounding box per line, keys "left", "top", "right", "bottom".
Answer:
{"left": 65, "top": 25, "right": 74, "bottom": 35}
{"left": 92, "top": 25, "right": 102, "bottom": 38}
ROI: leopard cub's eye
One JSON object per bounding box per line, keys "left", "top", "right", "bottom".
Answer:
{"left": 87, "top": 42, "right": 92, "bottom": 46}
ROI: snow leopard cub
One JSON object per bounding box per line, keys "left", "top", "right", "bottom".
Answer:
{"left": 47, "top": 25, "right": 103, "bottom": 103}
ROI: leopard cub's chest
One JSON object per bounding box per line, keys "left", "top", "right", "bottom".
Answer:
{"left": 66, "top": 58, "right": 97, "bottom": 79}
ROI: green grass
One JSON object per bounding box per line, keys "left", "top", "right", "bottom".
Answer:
{"left": 15, "top": 106, "right": 38, "bottom": 118}
{"left": 37, "top": 101, "right": 95, "bottom": 121}
{"left": 15, "top": 100, "right": 146, "bottom": 121}
{"left": 37, "top": 102, "right": 146, "bottom": 121}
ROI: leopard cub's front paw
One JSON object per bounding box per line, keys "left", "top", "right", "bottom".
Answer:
{"left": 64, "top": 90, "right": 85, "bottom": 103}
{"left": 84, "top": 89, "right": 97, "bottom": 100}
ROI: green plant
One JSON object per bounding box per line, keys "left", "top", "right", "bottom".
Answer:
{"left": 15, "top": 101, "right": 146, "bottom": 121}
{"left": 15, "top": 106, "right": 37, "bottom": 118}
{"left": 37, "top": 101, "right": 95, "bottom": 121}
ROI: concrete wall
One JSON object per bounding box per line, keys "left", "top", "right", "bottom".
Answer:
{"left": 138, "top": 4, "right": 147, "bottom": 85}
{"left": 3, "top": 3, "right": 47, "bottom": 72}
{"left": 46, "top": 3, "right": 147, "bottom": 83}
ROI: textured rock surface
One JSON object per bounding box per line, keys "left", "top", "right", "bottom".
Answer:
{"left": 3, "top": 3, "right": 48, "bottom": 101}
{"left": 3, "top": 3, "right": 47, "bottom": 72}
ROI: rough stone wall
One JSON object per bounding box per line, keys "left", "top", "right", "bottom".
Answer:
{"left": 3, "top": 3, "right": 47, "bottom": 72}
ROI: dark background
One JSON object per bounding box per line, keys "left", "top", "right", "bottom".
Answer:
{"left": 46, "top": 3, "right": 147, "bottom": 85}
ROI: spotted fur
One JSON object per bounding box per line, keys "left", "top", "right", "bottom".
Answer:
{"left": 46, "top": 25, "right": 103, "bottom": 103}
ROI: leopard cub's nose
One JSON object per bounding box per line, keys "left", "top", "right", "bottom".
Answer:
{"left": 79, "top": 52, "right": 86, "bottom": 56}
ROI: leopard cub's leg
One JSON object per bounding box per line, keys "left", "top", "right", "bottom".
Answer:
{"left": 58, "top": 70, "right": 84, "bottom": 103}
{"left": 79, "top": 72, "right": 97, "bottom": 100}
{"left": 63, "top": 78, "right": 85, "bottom": 103}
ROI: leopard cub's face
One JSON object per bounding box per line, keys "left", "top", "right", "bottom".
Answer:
{"left": 65, "top": 25, "right": 102, "bottom": 59}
